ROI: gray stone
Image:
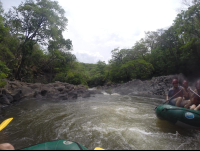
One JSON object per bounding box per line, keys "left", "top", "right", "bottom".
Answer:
{"left": 34, "top": 91, "right": 42, "bottom": 99}
{"left": 0, "top": 94, "right": 10, "bottom": 105}
{"left": 68, "top": 90, "right": 78, "bottom": 99}
{"left": 27, "top": 83, "right": 42, "bottom": 89}
{"left": 55, "top": 86, "right": 65, "bottom": 92}
{"left": 82, "top": 92, "right": 91, "bottom": 98}
{"left": 41, "top": 90, "right": 48, "bottom": 96}
{"left": 20, "top": 86, "right": 34, "bottom": 97}
{"left": 11, "top": 90, "right": 22, "bottom": 101}
{"left": 58, "top": 94, "right": 68, "bottom": 100}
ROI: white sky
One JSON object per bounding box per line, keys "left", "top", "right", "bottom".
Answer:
{"left": 2, "top": 0, "right": 186, "bottom": 64}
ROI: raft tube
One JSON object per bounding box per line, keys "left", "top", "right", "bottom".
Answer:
{"left": 21, "top": 140, "right": 89, "bottom": 150}
{"left": 155, "top": 104, "right": 200, "bottom": 129}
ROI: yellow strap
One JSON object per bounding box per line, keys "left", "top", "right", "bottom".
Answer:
{"left": 0, "top": 118, "right": 13, "bottom": 131}
{"left": 94, "top": 147, "right": 105, "bottom": 150}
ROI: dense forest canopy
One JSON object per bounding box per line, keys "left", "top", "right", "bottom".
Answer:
{"left": 0, "top": 0, "right": 200, "bottom": 88}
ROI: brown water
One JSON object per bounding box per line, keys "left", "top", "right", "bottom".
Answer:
{"left": 0, "top": 93, "right": 200, "bottom": 150}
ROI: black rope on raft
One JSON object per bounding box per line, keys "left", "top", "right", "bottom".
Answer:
{"left": 161, "top": 108, "right": 200, "bottom": 117}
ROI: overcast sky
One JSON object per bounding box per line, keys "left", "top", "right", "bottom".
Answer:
{"left": 2, "top": 0, "right": 186, "bottom": 64}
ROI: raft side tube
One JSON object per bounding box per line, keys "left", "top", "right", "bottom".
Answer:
{"left": 20, "top": 140, "right": 89, "bottom": 150}
{"left": 155, "top": 104, "right": 200, "bottom": 129}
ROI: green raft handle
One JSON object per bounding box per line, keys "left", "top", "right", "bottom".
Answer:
{"left": 162, "top": 108, "right": 169, "bottom": 111}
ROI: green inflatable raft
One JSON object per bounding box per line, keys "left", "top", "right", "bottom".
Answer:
{"left": 20, "top": 140, "right": 89, "bottom": 150}
{"left": 155, "top": 104, "right": 200, "bottom": 129}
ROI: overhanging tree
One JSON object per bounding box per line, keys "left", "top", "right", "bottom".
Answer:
{"left": 5, "top": 0, "right": 72, "bottom": 79}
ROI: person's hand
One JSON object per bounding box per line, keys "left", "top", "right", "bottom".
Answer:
{"left": 0, "top": 143, "right": 14, "bottom": 150}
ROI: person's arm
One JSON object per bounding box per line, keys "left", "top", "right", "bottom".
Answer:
{"left": 182, "top": 87, "right": 189, "bottom": 98}
{"left": 188, "top": 88, "right": 193, "bottom": 105}
{"left": 187, "top": 88, "right": 191, "bottom": 98}
{"left": 191, "top": 97, "right": 195, "bottom": 105}
{"left": 177, "top": 87, "right": 184, "bottom": 98}
{"left": 190, "top": 89, "right": 196, "bottom": 98}
{"left": 189, "top": 89, "right": 197, "bottom": 104}
{"left": 166, "top": 89, "right": 171, "bottom": 101}
{"left": 166, "top": 95, "right": 169, "bottom": 101}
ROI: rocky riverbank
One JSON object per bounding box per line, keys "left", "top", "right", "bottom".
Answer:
{"left": 98, "top": 73, "right": 197, "bottom": 99}
{"left": 0, "top": 73, "right": 197, "bottom": 107}
{"left": 0, "top": 80, "right": 102, "bottom": 107}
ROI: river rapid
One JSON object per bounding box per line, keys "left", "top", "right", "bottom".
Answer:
{"left": 0, "top": 92, "right": 200, "bottom": 150}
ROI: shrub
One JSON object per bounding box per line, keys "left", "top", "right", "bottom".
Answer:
{"left": 0, "top": 61, "right": 10, "bottom": 88}
{"left": 54, "top": 71, "right": 88, "bottom": 86}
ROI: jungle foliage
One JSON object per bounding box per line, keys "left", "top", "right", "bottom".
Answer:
{"left": 0, "top": 0, "right": 200, "bottom": 88}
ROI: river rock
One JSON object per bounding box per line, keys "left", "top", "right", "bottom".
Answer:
{"left": 0, "top": 73, "right": 190, "bottom": 108}
{"left": 60, "top": 88, "right": 72, "bottom": 94}
{"left": 99, "top": 73, "right": 188, "bottom": 99}
{"left": 2, "top": 89, "right": 13, "bottom": 103}
{"left": 27, "top": 83, "right": 42, "bottom": 89}
{"left": 9, "top": 81, "right": 22, "bottom": 89}
{"left": 11, "top": 90, "right": 22, "bottom": 102}
{"left": 58, "top": 94, "right": 68, "bottom": 100}
{"left": 0, "top": 80, "right": 94, "bottom": 107}
{"left": 34, "top": 91, "right": 43, "bottom": 99}
{"left": 68, "top": 90, "right": 78, "bottom": 99}
{"left": 41, "top": 90, "right": 48, "bottom": 96}
{"left": 5, "top": 93, "right": 13, "bottom": 103}
{"left": 20, "top": 86, "right": 35, "bottom": 97}
{"left": 82, "top": 91, "right": 91, "bottom": 98}
{"left": 55, "top": 86, "right": 65, "bottom": 92}
{"left": 0, "top": 94, "right": 10, "bottom": 105}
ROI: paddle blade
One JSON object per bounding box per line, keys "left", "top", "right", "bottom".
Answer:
{"left": 0, "top": 118, "right": 13, "bottom": 131}
{"left": 94, "top": 147, "right": 105, "bottom": 150}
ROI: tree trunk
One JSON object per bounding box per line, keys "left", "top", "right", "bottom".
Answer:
{"left": 15, "top": 56, "right": 25, "bottom": 80}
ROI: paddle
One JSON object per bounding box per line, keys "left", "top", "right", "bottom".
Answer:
{"left": 163, "top": 88, "right": 183, "bottom": 104}
{"left": 94, "top": 147, "right": 105, "bottom": 150}
{"left": 154, "top": 88, "right": 183, "bottom": 110}
{"left": 0, "top": 118, "right": 13, "bottom": 131}
{"left": 189, "top": 87, "right": 200, "bottom": 98}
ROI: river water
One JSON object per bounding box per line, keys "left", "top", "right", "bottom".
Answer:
{"left": 0, "top": 92, "right": 200, "bottom": 150}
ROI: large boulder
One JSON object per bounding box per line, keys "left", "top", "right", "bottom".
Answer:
{"left": 2, "top": 89, "right": 13, "bottom": 103}
{"left": 40, "top": 86, "right": 58, "bottom": 95}
{"left": 68, "top": 90, "right": 78, "bottom": 99}
{"left": 34, "top": 91, "right": 42, "bottom": 99}
{"left": 82, "top": 91, "right": 91, "bottom": 98}
{"left": 41, "top": 90, "right": 48, "bottom": 96}
{"left": 60, "top": 88, "right": 72, "bottom": 94}
{"left": 9, "top": 81, "right": 22, "bottom": 88}
{"left": 58, "top": 94, "right": 68, "bottom": 100}
{"left": 52, "top": 81, "right": 63, "bottom": 87}
{"left": 0, "top": 94, "right": 10, "bottom": 105}
{"left": 55, "top": 86, "right": 65, "bottom": 92}
{"left": 65, "top": 84, "right": 75, "bottom": 90}
{"left": 20, "top": 86, "right": 35, "bottom": 97}
{"left": 27, "top": 83, "right": 42, "bottom": 90}
{"left": 11, "top": 90, "right": 22, "bottom": 102}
